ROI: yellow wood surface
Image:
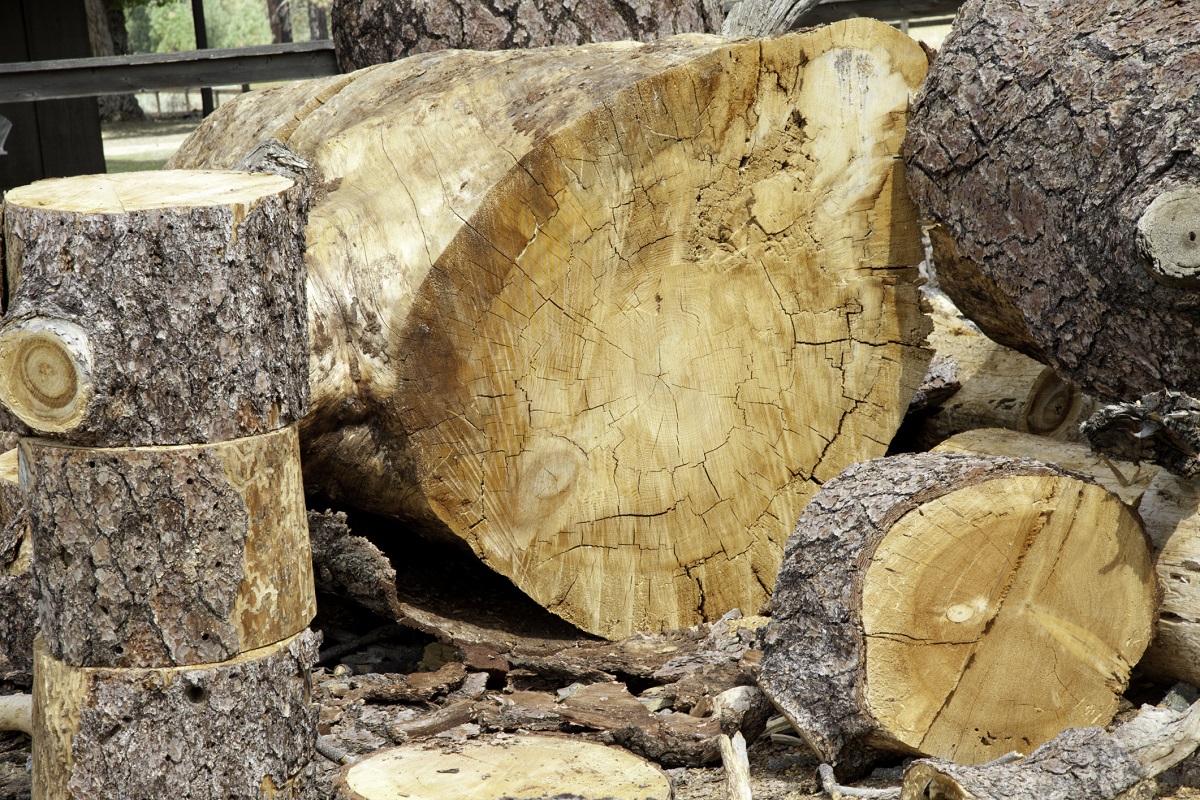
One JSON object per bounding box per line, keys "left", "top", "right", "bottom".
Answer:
{"left": 172, "top": 22, "right": 932, "bottom": 637}
{"left": 861, "top": 476, "right": 1155, "bottom": 764}
{"left": 4, "top": 170, "right": 293, "bottom": 215}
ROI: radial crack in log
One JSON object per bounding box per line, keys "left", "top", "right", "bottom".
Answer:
{"left": 759, "top": 452, "right": 1156, "bottom": 779}
{"left": 169, "top": 22, "right": 933, "bottom": 639}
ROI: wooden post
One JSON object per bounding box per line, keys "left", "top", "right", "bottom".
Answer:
{"left": 0, "top": 170, "right": 320, "bottom": 799}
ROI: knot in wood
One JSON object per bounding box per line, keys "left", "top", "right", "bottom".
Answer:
{"left": 1137, "top": 188, "right": 1200, "bottom": 288}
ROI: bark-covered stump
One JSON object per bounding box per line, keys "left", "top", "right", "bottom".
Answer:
{"left": 0, "top": 171, "right": 309, "bottom": 446}
{"left": 759, "top": 452, "right": 1157, "bottom": 778}
{"left": 169, "top": 22, "right": 932, "bottom": 639}
{"left": 21, "top": 427, "right": 315, "bottom": 668}
{"left": 32, "top": 630, "right": 320, "bottom": 800}
{"left": 904, "top": 0, "right": 1200, "bottom": 401}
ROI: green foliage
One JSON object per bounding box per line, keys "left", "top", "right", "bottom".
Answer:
{"left": 124, "top": 0, "right": 273, "bottom": 53}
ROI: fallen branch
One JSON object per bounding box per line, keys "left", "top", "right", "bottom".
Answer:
{"left": 720, "top": 732, "right": 753, "bottom": 800}
{"left": 0, "top": 693, "right": 31, "bottom": 735}
{"left": 818, "top": 765, "right": 899, "bottom": 800}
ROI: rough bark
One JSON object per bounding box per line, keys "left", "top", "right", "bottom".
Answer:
{"left": 0, "top": 449, "right": 32, "bottom": 683}
{"left": 0, "top": 171, "right": 309, "bottom": 446}
{"left": 336, "top": 735, "right": 672, "bottom": 800}
{"left": 331, "top": 0, "right": 723, "bottom": 72}
{"left": 23, "top": 427, "right": 315, "bottom": 668}
{"left": 905, "top": 290, "right": 1095, "bottom": 450}
{"left": 904, "top": 0, "right": 1200, "bottom": 402}
{"left": 33, "top": 630, "right": 321, "bottom": 800}
{"left": 169, "top": 23, "right": 933, "bottom": 639}
{"left": 758, "top": 452, "right": 1157, "bottom": 779}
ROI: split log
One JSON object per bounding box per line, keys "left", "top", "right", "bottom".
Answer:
{"left": 905, "top": 291, "right": 1094, "bottom": 450}
{"left": 169, "top": 22, "right": 933, "bottom": 639}
{"left": 22, "top": 426, "right": 316, "bottom": 668}
{"left": 932, "top": 428, "right": 1200, "bottom": 689}
{"left": 32, "top": 630, "right": 320, "bottom": 800}
{"left": 904, "top": 0, "right": 1200, "bottom": 401}
{"left": 901, "top": 699, "right": 1200, "bottom": 800}
{"left": 758, "top": 452, "right": 1157, "bottom": 779}
{"left": 331, "top": 0, "right": 722, "bottom": 72}
{"left": 0, "top": 171, "right": 309, "bottom": 446}
{"left": 335, "top": 735, "right": 671, "bottom": 800}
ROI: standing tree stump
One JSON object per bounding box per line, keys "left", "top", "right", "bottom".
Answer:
{"left": 759, "top": 452, "right": 1157, "bottom": 778}
{"left": 1, "top": 171, "right": 319, "bottom": 799}
{"left": 170, "top": 21, "right": 933, "bottom": 639}
{"left": 905, "top": 0, "right": 1200, "bottom": 401}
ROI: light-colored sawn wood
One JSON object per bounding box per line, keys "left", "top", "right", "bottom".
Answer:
{"left": 169, "top": 21, "right": 932, "bottom": 638}
{"left": 336, "top": 734, "right": 672, "bottom": 800}
{"left": 760, "top": 452, "right": 1157, "bottom": 778}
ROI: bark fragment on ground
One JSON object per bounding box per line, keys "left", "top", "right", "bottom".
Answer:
{"left": 760, "top": 452, "right": 1157, "bottom": 779}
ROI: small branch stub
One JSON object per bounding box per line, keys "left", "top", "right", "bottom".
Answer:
{"left": 0, "top": 319, "right": 93, "bottom": 435}
{"left": 1138, "top": 188, "right": 1200, "bottom": 288}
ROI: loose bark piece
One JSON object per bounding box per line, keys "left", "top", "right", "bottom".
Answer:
{"left": 0, "top": 171, "right": 309, "bottom": 446}
{"left": 904, "top": 0, "right": 1200, "bottom": 401}
{"left": 23, "top": 427, "right": 315, "bottom": 667}
{"left": 1082, "top": 391, "right": 1200, "bottom": 479}
{"left": 721, "top": 0, "right": 818, "bottom": 38}
{"left": 331, "top": 0, "right": 722, "bottom": 72}
{"left": 33, "top": 630, "right": 320, "bottom": 800}
{"left": 0, "top": 449, "right": 23, "bottom": 572}
{"left": 170, "top": 22, "right": 932, "bottom": 639}
{"left": 906, "top": 290, "right": 1094, "bottom": 450}
{"left": 759, "top": 452, "right": 1157, "bottom": 778}
{"left": 336, "top": 734, "right": 671, "bottom": 800}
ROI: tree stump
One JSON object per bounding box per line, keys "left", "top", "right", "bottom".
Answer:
{"left": 32, "top": 631, "right": 320, "bottom": 800}
{"left": 21, "top": 427, "right": 315, "bottom": 668}
{"left": 759, "top": 452, "right": 1157, "bottom": 778}
{"left": 0, "top": 171, "right": 309, "bottom": 446}
{"left": 904, "top": 0, "right": 1200, "bottom": 401}
{"left": 169, "top": 22, "right": 933, "bottom": 639}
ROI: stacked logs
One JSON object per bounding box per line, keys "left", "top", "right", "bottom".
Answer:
{"left": 0, "top": 171, "right": 320, "bottom": 798}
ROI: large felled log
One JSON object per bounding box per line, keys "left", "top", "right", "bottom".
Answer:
{"left": 0, "top": 171, "right": 309, "bottom": 446}
{"left": 169, "top": 23, "right": 932, "bottom": 639}
{"left": 32, "top": 630, "right": 320, "bottom": 800}
{"left": 331, "top": 0, "right": 722, "bottom": 72}
{"left": 758, "top": 452, "right": 1157, "bottom": 778}
{"left": 904, "top": 0, "right": 1200, "bottom": 402}
{"left": 21, "top": 427, "right": 315, "bottom": 668}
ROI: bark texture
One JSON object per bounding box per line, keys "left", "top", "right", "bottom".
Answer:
{"left": 758, "top": 452, "right": 1156, "bottom": 779}
{"left": 0, "top": 449, "right": 32, "bottom": 683}
{"left": 169, "top": 24, "right": 932, "bottom": 639}
{"left": 33, "top": 630, "right": 320, "bottom": 800}
{"left": 0, "top": 171, "right": 309, "bottom": 446}
{"left": 23, "top": 427, "right": 315, "bottom": 668}
{"left": 331, "top": 0, "right": 722, "bottom": 72}
{"left": 905, "top": 0, "right": 1200, "bottom": 401}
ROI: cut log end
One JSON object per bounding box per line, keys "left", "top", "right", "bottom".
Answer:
{"left": 1138, "top": 188, "right": 1200, "bottom": 288}
{"left": 3, "top": 170, "right": 295, "bottom": 215}
{"left": 0, "top": 319, "right": 92, "bottom": 434}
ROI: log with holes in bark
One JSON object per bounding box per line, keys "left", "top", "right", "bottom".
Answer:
{"left": 330, "top": 0, "right": 723, "bottom": 72}
{"left": 32, "top": 630, "right": 320, "bottom": 800}
{"left": 0, "top": 171, "right": 309, "bottom": 447}
{"left": 758, "top": 452, "right": 1157, "bottom": 779}
{"left": 168, "top": 22, "right": 933, "bottom": 640}
{"left": 20, "top": 427, "right": 315, "bottom": 668}
{"left": 904, "top": 0, "right": 1200, "bottom": 402}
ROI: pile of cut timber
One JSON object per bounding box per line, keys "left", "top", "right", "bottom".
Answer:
{"left": 169, "top": 19, "right": 933, "bottom": 639}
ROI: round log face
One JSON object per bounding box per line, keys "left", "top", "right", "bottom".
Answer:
{"left": 905, "top": 0, "right": 1200, "bottom": 401}
{"left": 862, "top": 476, "right": 1154, "bottom": 763}
{"left": 22, "top": 427, "right": 316, "bottom": 667}
{"left": 0, "top": 170, "right": 309, "bottom": 446}
{"left": 338, "top": 735, "right": 672, "bottom": 800}
{"left": 170, "top": 24, "right": 932, "bottom": 638}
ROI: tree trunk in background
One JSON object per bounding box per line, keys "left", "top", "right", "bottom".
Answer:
{"left": 309, "top": 0, "right": 330, "bottom": 39}
{"left": 330, "top": 0, "right": 722, "bottom": 71}
{"left": 905, "top": 0, "right": 1200, "bottom": 402}
{"left": 84, "top": 0, "right": 144, "bottom": 122}
{"left": 760, "top": 452, "right": 1156, "bottom": 779}
{"left": 268, "top": 0, "right": 295, "bottom": 43}
{"left": 168, "top": 24, "right": 932, "bottom": 639}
